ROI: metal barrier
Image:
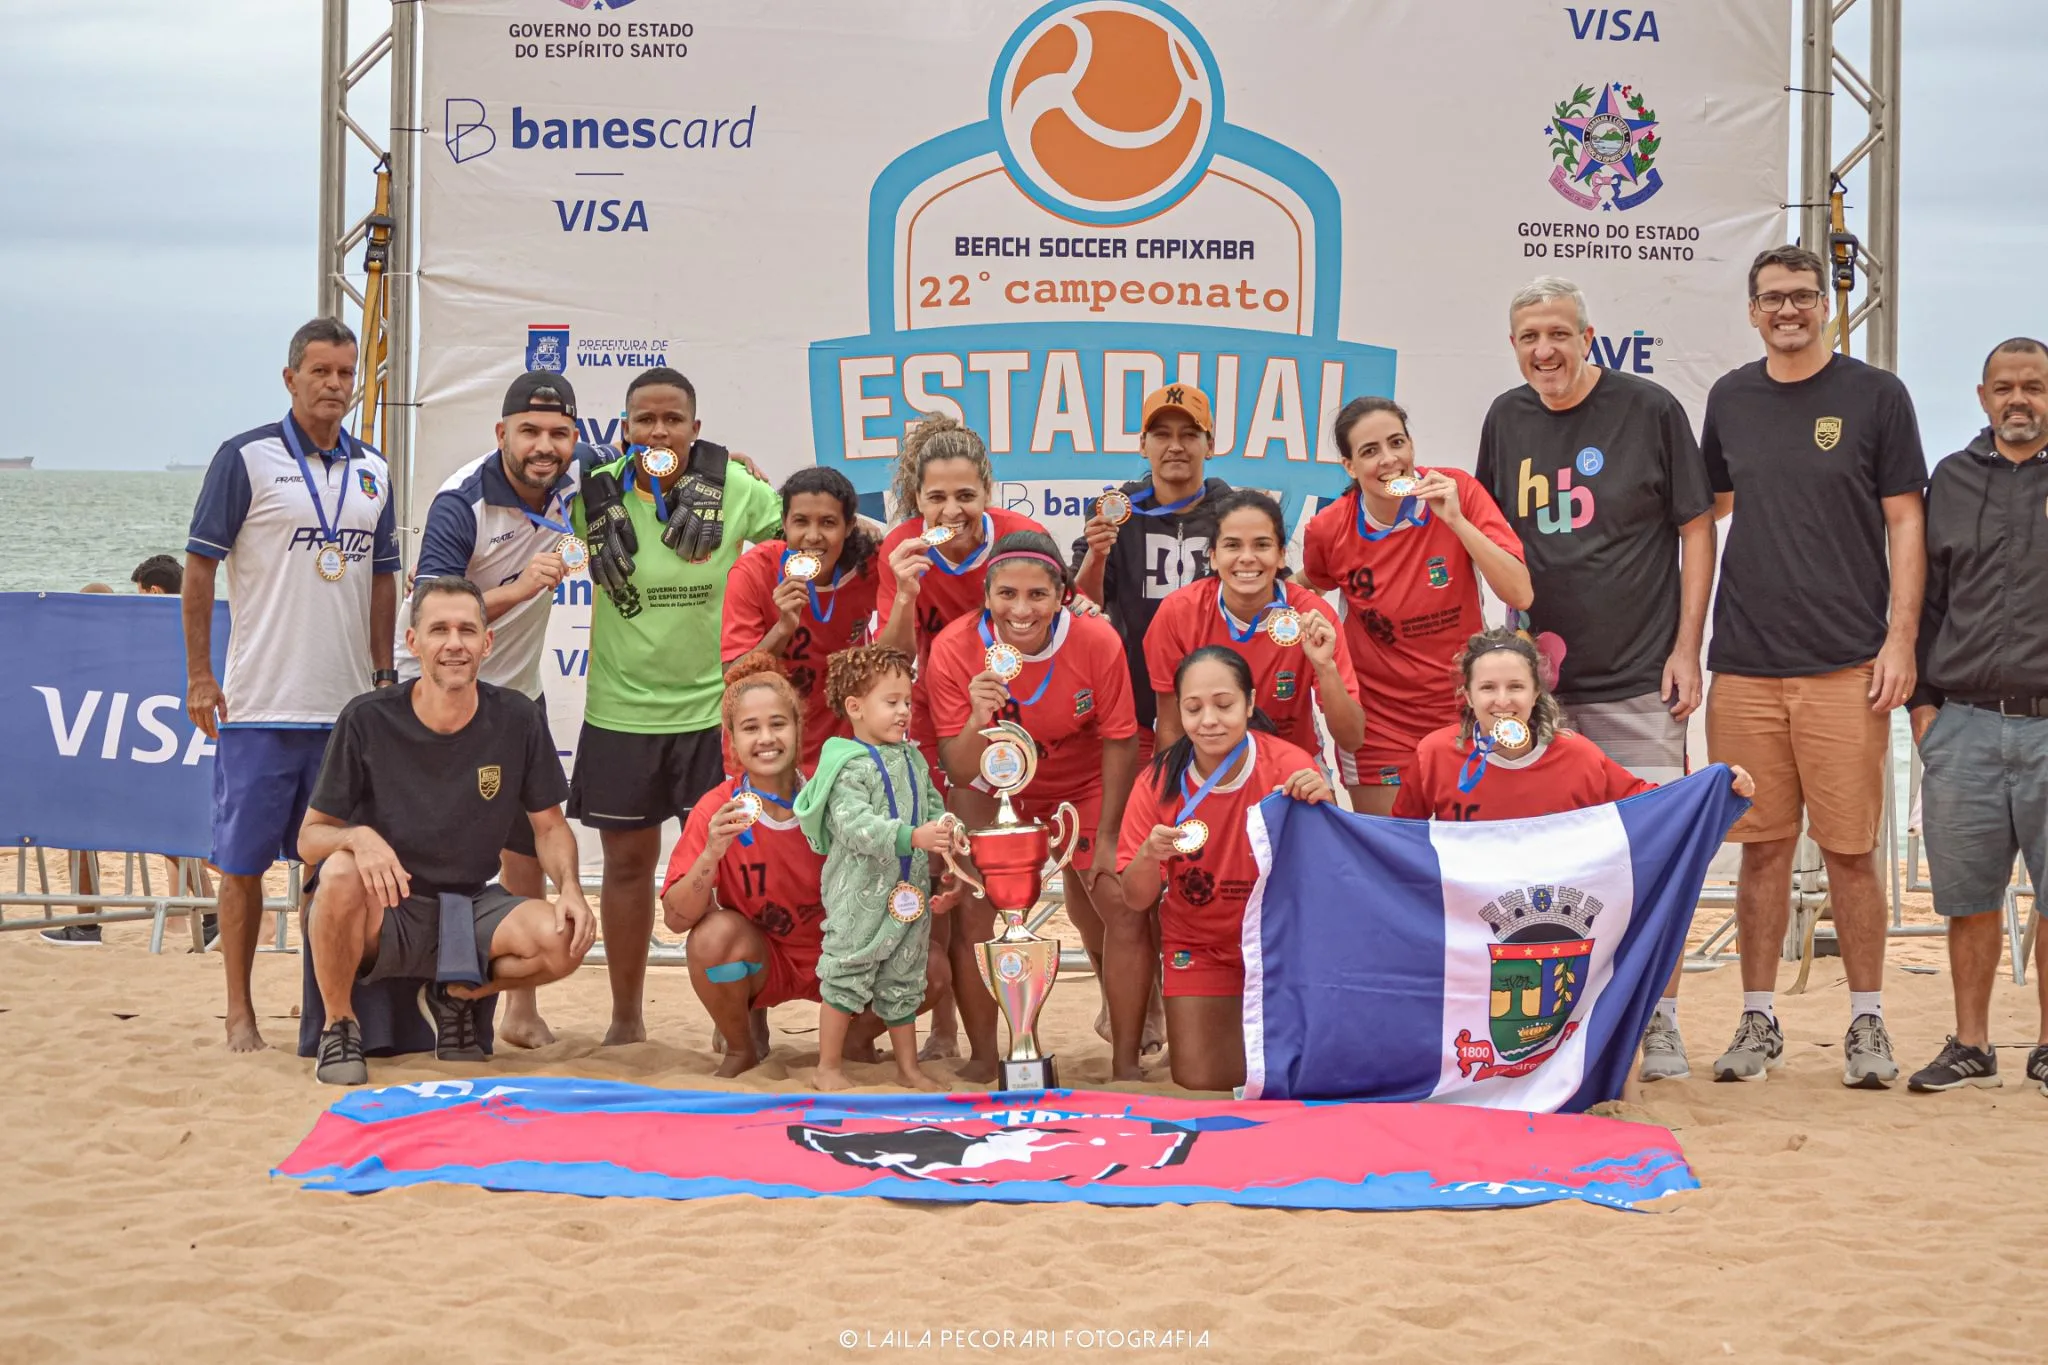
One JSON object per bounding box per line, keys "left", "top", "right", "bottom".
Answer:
{"left": 1, "top": 849, "right": 298, "bottom": 953}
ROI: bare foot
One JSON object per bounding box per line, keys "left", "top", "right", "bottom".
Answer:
{"left": 749, "top": 1009, "right": 772, "bottom": 1058}
{"left": 918, "top": 1032, "right": 960, "bottom": 1061}
{"left": 814, "top": 1067, "right": 852, "bottom": 1092}
{"left": 894, "top": 1062, "right": 940, "bottom": 1089}
{"left": 710, "top": 1025, "right": 728, "bottom": 1053}
{"left": 602, "top": 1018, "right": 647, "bottom": 1046}
{"left": 225, "top": 1014, "right": 267, "bottom": 1053}
{"left": 1111, "top": 1062, "right": 1146, "bottom": 1082}
{"left": 714, "top": 1049, "right": 761, "bottom": 1079}
{"left": 957, "top": 1058, "right": 998, "bottom": 1085}
{"left": 498, "top": 1015, "right": 556, "bottom": 1049}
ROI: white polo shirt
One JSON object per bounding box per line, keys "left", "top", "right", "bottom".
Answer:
{"left": 186, "top": 414, "right": 401, "bottom": 726}
{"left": 396, "top": 450, "right": 581, "bottom": 699}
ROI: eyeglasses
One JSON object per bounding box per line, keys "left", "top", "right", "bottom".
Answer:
{"left": 1752, "top": 289, "right": 1823, "bottom": 312}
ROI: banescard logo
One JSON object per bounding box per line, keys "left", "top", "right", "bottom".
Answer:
{"left": 443, "top": 99, "right": 755, "bottom": 163}
{"left": 1544, "top": 81, "right": 1662, "bottom": 211}
{"left": 810, "top": 0, "right": 1397, "bottom": 525}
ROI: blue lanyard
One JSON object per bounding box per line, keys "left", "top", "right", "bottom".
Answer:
{"left": 926, "top": 514, "right": 993, "bottom": 576}
{"left": 780, "top": 547, "right": 841, "bottom": 623}
{"left": 1131, "top": 484, "right": 1206, "bottom": 517}
{"left": 736, "top": 775, "right": 794, "bottom": 848}
{"left": 1455, "top": 735, "right": 1499, "bottom": 794}
{"left": 1176, "top": 736, "right": 1251, "bottom": 825}
{"left": 1219, "top": 584, "right": 1288, "bottom": 644}
{"left": 280, "top": 415, "right": 351, "bottom": 548}
{"left": 515, "top": 471, "right": 576, "bottom": 538}
{"left": 977, "top": 612, "right": 1056, "bottom": 707}
{"left": 861, "top": 744, "right": 919, "bottom": 883}
{"left": 1354, "top": 487, "right": 1428, "bottom": 543}
{"left": 621, "top": 446, "right": 672, "bottom": 521}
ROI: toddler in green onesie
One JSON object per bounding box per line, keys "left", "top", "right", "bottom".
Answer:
{"left": 794, "top": 644, "right": 968, "bottom": 1090}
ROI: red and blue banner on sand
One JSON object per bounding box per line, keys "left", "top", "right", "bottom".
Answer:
{"left": 276, "top": 1078, "right": 1695, "bottom": 1213}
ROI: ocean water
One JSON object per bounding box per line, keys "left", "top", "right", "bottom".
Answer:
{"left": 0, "top": 470, "right": 206, "bottom": 594}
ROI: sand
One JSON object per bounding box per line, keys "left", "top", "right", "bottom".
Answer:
{"left": 5, "top": 855, "right": 2048, "bottom": 1364}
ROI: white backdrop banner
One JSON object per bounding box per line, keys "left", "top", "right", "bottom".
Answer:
{"left": 422, "top": 0, "right": 1789, "bottom": 779}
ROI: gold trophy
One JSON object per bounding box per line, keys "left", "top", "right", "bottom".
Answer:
{"left": 938, "top": 722, "right": 1080, "bottom": 1091}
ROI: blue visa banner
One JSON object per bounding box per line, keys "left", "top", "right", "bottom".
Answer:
{"left": 1, "top": 593, "right": 228, "bottom": 859}
{"left": 1244, "top": 769, "right": 1747, "bottom": 1112}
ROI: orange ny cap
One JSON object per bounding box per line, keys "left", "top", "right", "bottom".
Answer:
{"left": 1140, "top": 383, "right": 1213, "bottom": 434}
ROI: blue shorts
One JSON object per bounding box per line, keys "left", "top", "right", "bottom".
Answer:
{"left": 211, "top": 727, "right": 333, "bottom": 877}
{"left": 1918, "top": 703, "right": 2048, "bottom": 917}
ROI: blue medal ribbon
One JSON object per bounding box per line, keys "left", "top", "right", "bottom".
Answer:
{"left": 516, "top": 476, "right": 576, "bottom": 538}
{"left": 1129, "top": 484, "right": 1207, "bottom": 518}
{"left": 735, "top": 775, "right": 795, "bottom": 848}
{"left": 780, "top": 547, "right": 840, "bottom": 623}
{"left": 860, "top": 744, "right": 919, "bottom": 885}
{"left": 1353, "top": 484, "right": 1429, "bottom": 543}
{"left": 977, "top": 612, "right": 1056, "bottom": 707}
{"left": 280, "top": 414, "right": 353, "bottom": 558}
{"left": 621, "top": 446, "right": 672, "bottom": 522}
{"left": 1455, "top": 735, "right": 1499, "bottom": 794}
{"left": 925, "top": 513, "right": 993, "bottom": 576}
{"left": 1176, "top": 735, "right": 1251, "bottom": 826}
{"left": 1219, "top": 584, "right": 1288, "bottom": 644}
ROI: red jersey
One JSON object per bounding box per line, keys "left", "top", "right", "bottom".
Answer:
{"left": 1117, "top": 733, "right": 1319, "bottom": 954}
{"left": 925, "top": 608, "right": 1137, "bottom": 800}
{"left": 875, "top": 508, "right": 1047, "bottom": 755}
{"left": 1302, "top": 468, "right": 1524, "bottom": 745}
{"left": 1143, "top": 579, "right": 1356, "bottom": 751}
{"left": 662, "top": 775, "right": 827, "bottom": 956}
{"left": 1391, "top": 725, "right": 1653, "bottom": 822}
{"left": 721, "top": 539, "right": 879, "bottom": 768}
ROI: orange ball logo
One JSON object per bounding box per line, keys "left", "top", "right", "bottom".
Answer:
{"left": 994, "top": 1, "right": 1220, "bottom": 222}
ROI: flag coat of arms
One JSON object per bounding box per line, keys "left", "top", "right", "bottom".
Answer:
{"left": 1243, "top": 768, "right": 1747, "bottom": 1112}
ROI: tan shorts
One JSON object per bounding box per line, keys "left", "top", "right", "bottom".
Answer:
{"left": 1705, "top": 665, "right": 1889, "bottom": 853}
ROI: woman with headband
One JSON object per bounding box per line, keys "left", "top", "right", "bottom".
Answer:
{"left": 925, "top": 529, "right": 1139, "bottom": 1084}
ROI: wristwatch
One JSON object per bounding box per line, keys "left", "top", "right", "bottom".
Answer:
{"left": 372, "top": 669, "right": 399, "bottom": 687}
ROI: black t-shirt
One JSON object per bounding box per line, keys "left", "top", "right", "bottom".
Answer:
{"left": 1475, "top": 369, "right": 1713, "bottom": 704}
{"left": 309, "top": 681, "right": 569, "bottom": 896}
{"left": 1701, "top": 354, "right": 1927, "bottom": 676}
{"left": 1068, "top": 476, "right": 1230, "bottom": 729}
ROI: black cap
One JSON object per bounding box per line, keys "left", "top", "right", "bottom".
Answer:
{"left": 502, "top": 370, "right": 578, "bottom": 418}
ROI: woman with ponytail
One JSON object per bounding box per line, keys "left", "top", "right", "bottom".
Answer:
{"left": 1116, "top": 645, "right": 1333, "bottom": 1090}
{"left": 721, "top": 467, "right": 882, "bottom": 767}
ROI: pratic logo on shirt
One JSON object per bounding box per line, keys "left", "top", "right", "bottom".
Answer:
{"left": 287, "top": 526, "right": 379, "bottom": 556}
{"left": 810, "top": 0, "right": 1398, "bottom": 525}
{"left": 1565, "top": 7, "right": 1661, "bottom": 41}
{"left": 1544, "top": 82, "right": 1662, "bottom": 211}
{"left": 1516, "top": 450, "right": 1599, "bottom": 535}
{"left": 1587, "top": 329, "right": 1659, "bottom": 374}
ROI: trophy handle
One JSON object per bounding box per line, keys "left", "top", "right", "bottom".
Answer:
{"left": 1049, "top": 802, "right": 1082, "bottom": 874}
{"left": 935, "top": 814, "right": 986, "bottom": 901}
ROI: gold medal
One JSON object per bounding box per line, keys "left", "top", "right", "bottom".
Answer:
{"left": 637, "top": 446, "right": 680, "bottom": 481}
{"left": 985, "top": 641, "right": 1023, "bottom": 682}
{"left": 556, "top": 534, "right": 588, "bottom": 573}
{"left": 733, "top": 789, "right": 763, "bottom": 828}
{"left": 314, "top": 544, "right": 346, "bottom": 582}
{"left": 1172, "top": 819, "right": 1209, "bottom": 855}
{"left": 1490, "top": 716, "right": 1530, "bottom": 748}
{"left": 1096, "top": 489, "right": 1133, "bottom": 526}
{"left": 1384, "top": 475, "right": 1421, "bottom": 498}
{"left": 887, "top": 881, "right": 927, "bottom": 924}
{"left": 1262, "top": 608, "right": 1303, "bottom": 647}
{"left": 784, "top": 551, "right": 822, "bottom": 582}
{"left": 920, "top": 522, "right": 956, "bottom": 547}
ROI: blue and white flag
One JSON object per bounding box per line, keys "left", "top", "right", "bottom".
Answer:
{"left": 1243, "top": 769, "right": 1747, "bottom": 1113}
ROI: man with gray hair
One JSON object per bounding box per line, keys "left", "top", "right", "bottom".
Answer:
{"left": 1475, "top": 276, "right": 1717, "bottom": 1079}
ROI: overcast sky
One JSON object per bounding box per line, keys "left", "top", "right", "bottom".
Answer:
{"left": 2, "top": 1, "right": 2039, "bottom": 471}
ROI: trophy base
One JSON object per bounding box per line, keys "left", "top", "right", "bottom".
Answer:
{"left": 999, "top": 1055, "right": 1058, "bottom": 1092}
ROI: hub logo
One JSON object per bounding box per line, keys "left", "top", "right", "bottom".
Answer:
{"left": 1587, "top": 329, "right": 1658, "bottom": 373}
{"left": 1544, "top": 81, "right": 1662, "bottom": 210}
{"left": 527, "top": 325, "right": 570, "bottom": 373}
{"left": 1517, "top": 456, "right": 1598, "bottom": 535}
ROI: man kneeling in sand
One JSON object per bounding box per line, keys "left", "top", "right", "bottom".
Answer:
{"left": 299, "top": 576, "right": 597, "bottom": 1085}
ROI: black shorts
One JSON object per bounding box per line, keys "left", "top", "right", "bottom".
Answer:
{"left": 360, "top": 885, "right": 523, "bottom": 985}
{"left": 567, "top": 722, "right": 725, "bottom": 830}
{"left": 503, "top": 703, "right": 561, "bottom": 859}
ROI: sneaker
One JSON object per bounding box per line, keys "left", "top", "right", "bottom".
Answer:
{"left": 39, "top": 923, "right": 102, "bottom": 946}
{"left": 1712, "top": 1010, "right": 1784, "bottom": 1082}
{"left": 1842, "top": 1013, "right": 1900, "bottom": 1090}
{"left": 1906, "top": 1036, "right": 2001, "bottom": 1092}
{"left": 419, "top": 984, "right": 486, "bottom": 1063}
{"left": 1638, "top": 1014, "right": 1691, "bottom": 1081}
{"left": 2027, "top": 1046, "right": 2048, "bottom": 1098}
{"left": 315, "top": 1019, "right": 368, "bottom": 1086}
{"left": 200, "top": 914, "right": 219, "bottom": 951}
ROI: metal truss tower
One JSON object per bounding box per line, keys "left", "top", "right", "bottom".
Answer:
{"left": 316, "top": 0, "right": 419, "bottom": 533}
{"left": 1798, "top": 0, "right": 1901, "bottom": 370}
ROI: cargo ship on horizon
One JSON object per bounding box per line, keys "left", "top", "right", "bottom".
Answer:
{"left": 0, "top": 456, "right": 32, "bottom": 470}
